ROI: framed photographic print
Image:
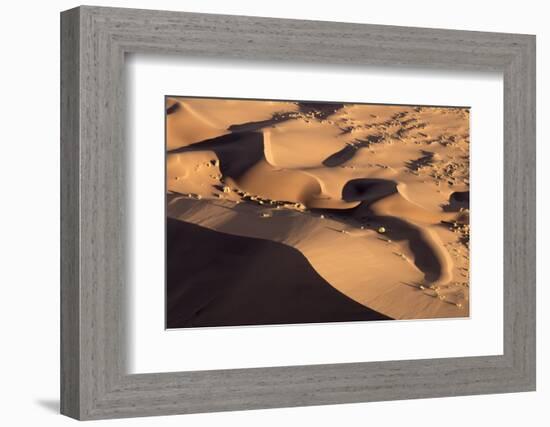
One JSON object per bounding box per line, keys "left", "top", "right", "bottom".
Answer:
{"left": 60, "top": 6, "right": 536, "bottom": 420}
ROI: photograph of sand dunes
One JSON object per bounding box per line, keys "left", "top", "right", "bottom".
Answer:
{"left": 165, "top": 96, "right": 470, "bottom": 329}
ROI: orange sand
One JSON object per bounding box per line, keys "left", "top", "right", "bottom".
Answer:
{"left": 166, "top": 97, "right": 470, "bottom": 320}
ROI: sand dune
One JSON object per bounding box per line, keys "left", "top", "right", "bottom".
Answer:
{"left": 166, "top": 97, "right": 299, "bottom": 150}
{"left": 166, "top": 97, "right": 470, "bottom": 324}
{"left": 166, "top": 218, "right": 389, "bottom": 328}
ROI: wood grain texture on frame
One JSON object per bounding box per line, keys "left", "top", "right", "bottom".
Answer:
{"left": 60, "top": 5, "right": 536, "bottom": 420}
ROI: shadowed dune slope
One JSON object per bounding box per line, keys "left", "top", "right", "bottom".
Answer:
{"left": 166, "top": 218, "right": 390, "bottom": 328}
{"left": 169, "top": 131, "right": 265, "bottom": 179}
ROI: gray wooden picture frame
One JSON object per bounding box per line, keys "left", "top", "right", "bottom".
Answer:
{"left": 60, "top": 5, "right": 536, "bottom": 420}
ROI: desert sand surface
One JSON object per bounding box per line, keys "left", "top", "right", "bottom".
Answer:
{"left": 167, "top": 218, "right": 389, "bottom": 327}
{"left": 165, "top": 97, "right": 470, "bottom": 328}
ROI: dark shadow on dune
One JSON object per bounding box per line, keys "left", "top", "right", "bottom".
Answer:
{"left": 166, "top": 218, "right": 391, "bottom": 328}
{"left": 357, "top": 134, "right": 385, "bottom": 146}
{"left": 323, "top": 135, "right": 384, "bottom": 167}
{"left": 166, "top": 102, "right": 181, "bottom": 115}
{"left": 342, "top": 178, "right": 398, "bottom": 204}
{"left": 168, "top": 131, "right": 265, "bottom": 179}
{"left": 298, "top": 101, "right": 344, "bottom": 119}
{"left": 227, "top": 110, "right": 297, "bottom": 133}
{"left": 323, "top": 144, "right": 357, "bottom": 167}
{"left": 443, "top": 191, "right": 469, "bottom": 212}
{"left": 405, "top": 150, "right": 434, "bottom": 172}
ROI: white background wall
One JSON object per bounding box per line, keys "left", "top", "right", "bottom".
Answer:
{"left": 0, "top": 0, "right": 546, "bottom": 425}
